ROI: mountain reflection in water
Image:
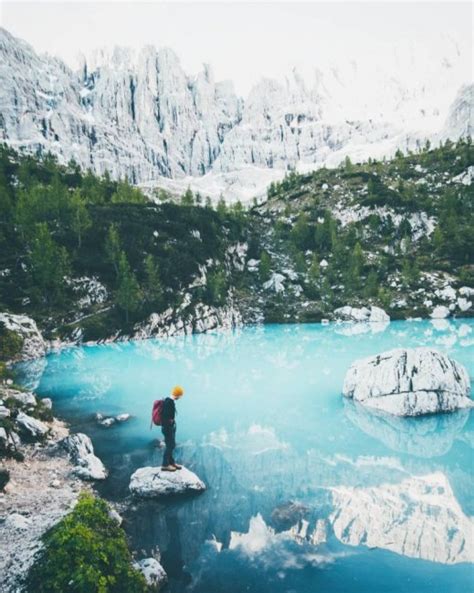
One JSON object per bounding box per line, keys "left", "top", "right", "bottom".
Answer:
{"left": 15, "top": 320, "right": 474, "bottom": 593}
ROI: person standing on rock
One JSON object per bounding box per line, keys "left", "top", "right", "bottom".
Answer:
{"left": 161, "top": 385, "right": 184, "bottom": 472}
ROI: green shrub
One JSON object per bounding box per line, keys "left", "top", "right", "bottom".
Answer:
{"left": 0, "top": 323, "right": 23, "bottom": 362}
{"left": 26, "top": 492, "right": 147, "bottom": 593}
{"left": 78, "top": 312, "right": 114, "bottom": 342}
{"left": 0, "top": 361, "right": 13, "bottom": 381}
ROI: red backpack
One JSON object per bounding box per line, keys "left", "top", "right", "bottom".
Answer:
{"left": 150, "top": 399, "right": 164, "bottom": 428}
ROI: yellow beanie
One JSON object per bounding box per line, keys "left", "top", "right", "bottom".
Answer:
{"left": 172, "top": 385, "right": 184, "bottom": 397}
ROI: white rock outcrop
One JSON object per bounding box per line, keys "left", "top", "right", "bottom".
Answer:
{"left": 129, "top": 466, "right": 206, "bottom": 497}
{"left": 430, "top": 305, "right": 450, "bottom": 319}
{"left": 0, "top": 313, "right": 47, "bottom": 361}
{"left": 61, "top": 433, "right": 107, "bottom": 480}
{"left": 342, "top": 347, "right": 472, "bottom": 416}
{"left": 457, "top": 297, "right": 472, "bottom": 312}
{"left": 68, "top": 276, "right": 108, "bottom": 308}
{"left": 6, "top": 390, "right": 37, "bottom": 407}
{"left": 334, "top": 305, "right": 390, "bottom": 323}
{"left": 263, "top": 273, "right": 285, "bottom": 293}
{"left": 15, "top": 412, "right": 49, "bottom": 439}
{"left": 133, "top": 301, "right": 242, "bottom": 340}
{"left": 133, "top": 558, "right": 167, "bottom": 590}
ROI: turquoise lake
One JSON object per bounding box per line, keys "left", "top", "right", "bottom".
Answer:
{"left": 16, "top": 319, "right": 474, "bottom": 593}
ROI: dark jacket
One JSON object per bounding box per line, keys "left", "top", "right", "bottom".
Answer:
{"left": 162, "top": 397, "right": 176, "bottom": 427}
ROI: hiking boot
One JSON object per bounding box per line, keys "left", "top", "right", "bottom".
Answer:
{"left": 173, "top": 463, "right": 183, "bottom": 470}
{"left": 161, "top": 465, "right": 177, "bottom": 472}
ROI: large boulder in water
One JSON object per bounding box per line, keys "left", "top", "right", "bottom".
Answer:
{"left": 129, "top": 466, "right": 206, "bottom": 497}
{"left": 342, "top": 347, "right": 472, "bottom": 416}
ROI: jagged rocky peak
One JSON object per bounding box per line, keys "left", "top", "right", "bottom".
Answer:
{"left": 0, "top": 26, "right": 472, "bottom": 201}
{"left": 442, "top": 83, "right": 474, "bottom": 140}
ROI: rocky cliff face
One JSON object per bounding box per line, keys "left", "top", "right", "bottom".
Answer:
{"left": 441, "top": 83, "right": 474, "bottom": 141}
{"left": 0, "top": 27, "right": 471, "bottom": 202}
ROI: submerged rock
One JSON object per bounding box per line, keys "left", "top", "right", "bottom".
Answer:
{"left": 129, "top": 466, "right": 206, "bottom": 497}
{"left": 271, "top": 501, "right": 308, "bottom": 531}
{"left": 60, "top": 433, "right": 107, "bottom": 480}
{"left": 96, "top": 412, "right": 131, "bottom": 427}
{"left": 133, "top": 558, "right": 167, "bottom": 590}
{"left": 0, "top": 312, "right": 47, "bottom": 361}
{"left": 342, "top": 347, "right": 472, "bottom": 416}
{"left": 99, "top": 417, "right": 116, "bottom": 428}
{"left": 11, "top": 357, "right": 47, "bottom": 391}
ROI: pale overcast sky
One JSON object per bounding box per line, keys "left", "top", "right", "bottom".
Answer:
{"left": 1, "top": 1, "right": 472, "bottom": 95}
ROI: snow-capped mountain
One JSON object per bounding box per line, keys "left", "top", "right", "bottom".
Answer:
{"left": 0, "top": 27, "right": 472, "bottom": 202}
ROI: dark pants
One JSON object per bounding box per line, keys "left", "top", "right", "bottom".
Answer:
{"left": 162, "top": 423, "right": 176, "bottom": 466}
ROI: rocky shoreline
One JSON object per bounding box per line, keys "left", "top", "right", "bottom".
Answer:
{"left": 0, "top": 383, "right": 170, "bottom": 592}
{"left": 4, "top": 291, "right": 473, "bottom": 365}
{"left": 0, "top": 388, "right": 86, "bottom": 591}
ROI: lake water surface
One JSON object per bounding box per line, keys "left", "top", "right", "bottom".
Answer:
{"left": 16, "top": 319, "right": 474, "bottom": 593}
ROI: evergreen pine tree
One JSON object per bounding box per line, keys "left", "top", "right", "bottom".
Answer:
{"left": 111, "top": 180, "right": 145, "bottom": 204}
{"left": 207, "top": 269, "right": 227, "bottom": 305}
{"left": 29, "top": 223, "right": 70, "bottom": 305}
{"left": 181, "top": 187, "right": 194, "bottom": 206}
{"left": 232, "top": 200, "right": 245, "bottom": 220}
{"left": 217, "top": 196, "right": 227, "bottom": 215}
{"left": 290, "top": 212, "right": 311, "bottom": 250}
{"left": 144, "top": 254, "right": 163, "bottom": 308}
{"left": 70, "top": 189, "right": 91, "bottom": 248}
{"left": 308, "top": 254, "right": 321, "bottom": 292}
{"left": 116, "top": 252, "right": 142, "bottom": 323}
{"left": 259, "top": 251, "right": 272, "bottom": 282}
{"left": 364, "top": 269, "right": 378, "bottom": 297}
{"left": 105, "top": 224, "right": 121, "bottom": 277}
{"left": 347, "top": 242, "right": 364, "bottom": 289}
